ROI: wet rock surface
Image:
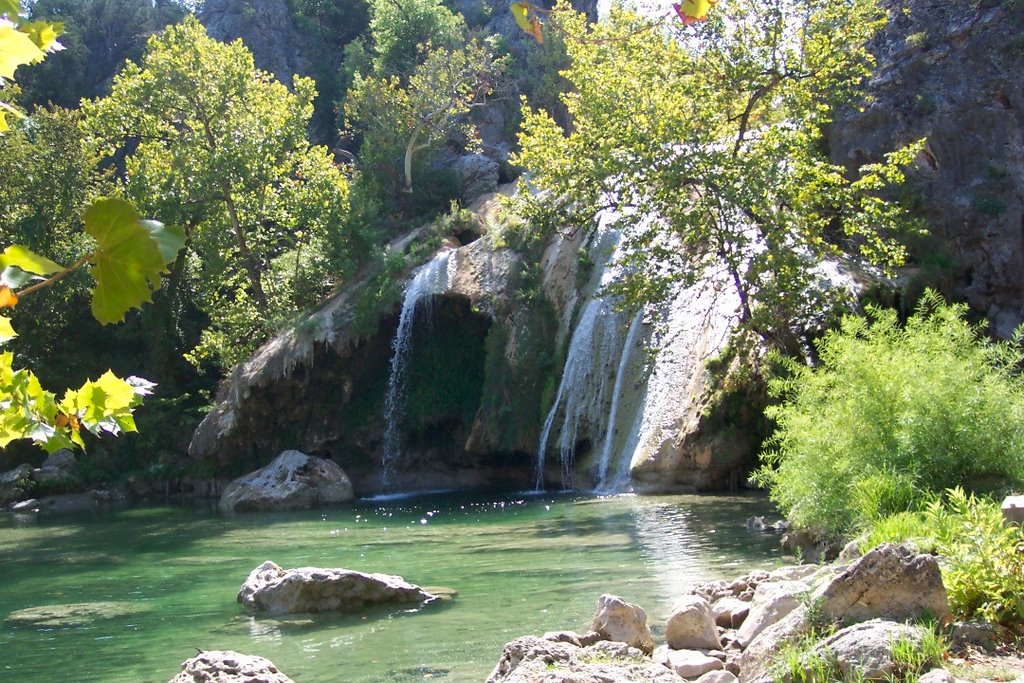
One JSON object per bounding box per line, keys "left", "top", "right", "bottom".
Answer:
{"left": 237, "top": 560, "right": 439, "bottom": 615}
{"left": 168, "top": 650, "right": 296, "bottom": 683}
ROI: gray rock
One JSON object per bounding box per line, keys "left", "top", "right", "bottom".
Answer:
{"left": 1002, "top": 496, "right": 1024, "bottom": 524}
{"left": 696, "top": 670, "right": 739, "bottom": 683}
{"left": 486, "top": 635, "right": 679, "bottom": 683}
{"left": 0, "top": 463, "right": 32, "bottom": 506}
{"left": 735, "top": 580, "right": 808, "bottom": 648}
{"left": 950, "top": 621, "right": 998, "bottom": 650}
{"left": 200, "top": 0, "right": 308, "bottom": 86}
{"left": 168, "top": 650, "right": 295, "bottom": 683}
{"left": 237, "top": 560, "right": 437, "bottom": 615}
{"left": 917, "top": 669, "right": 954, "bottom": 683}
{"left": 738, "top": 606, "right": 809, "bottom": 683}
{"left": 713, "top": 597, "right": 750, "bottom": 629}
{"left": 219, "top": 450, "right": 353, "bottom": 513}
{"left": 813, "top": 619, "right": 926, "bottom": 681}
{"left": 41, "top": 449, "right": 75, "bottom": 470}
{"left": 35, "top": 491, "right": 101, "bottom": 514}
{"left": 591, "top": 594, "right": 655, "bottom": 655}
{"left": 814, "top": 543, "right": 949, "bottom": 623}
{"left": 10, "top": 498, "right": 38, "bottom": 512}
{"left": 666, "top": 595, "right": 722, "bottom": 650}
{"left": 454, "top": 153, "right": 500, "bottom": 203}
{"left": 654, "top": 645, "right": 725, "bottom": 679}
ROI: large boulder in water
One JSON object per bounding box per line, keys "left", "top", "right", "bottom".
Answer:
{"left": 219, "top": 450, "right": 353, "bottom": 513}
{"left": 168, "top": 650, "right": 295, "bottom": 683}
{"left": 237, "top": 560, "right": 438, "bottom": 615}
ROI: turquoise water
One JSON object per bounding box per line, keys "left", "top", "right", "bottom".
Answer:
{"left": 0, "top": 492, "right": 785, "bottom": 682}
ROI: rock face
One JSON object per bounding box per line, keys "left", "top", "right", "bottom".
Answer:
{"left": 168, "top": 650, "right": 295, "bottom": 683}
{"left": 219, "top": 450, "right": 353, "bottom": 513}
{"left": 814, "top": 543, "right": 949, "bottom": 623}
{"left": 237, "top": 560, "right": 437, "bottom": 615}
{"left": 190, "top": 184, "right": 759, "bottom": 495}
{"left": 201, "top": 0, "right": 308, "bottom": 86}
{"left": 830, "top": 0, "right": 1024, "bottom": 338}
{"left": 590, "top": 594, "right": 655, "bottom": 655}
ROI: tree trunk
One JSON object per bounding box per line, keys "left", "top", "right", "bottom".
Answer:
{"left": 220, "top": 178, "right": 268, "bottom": 308}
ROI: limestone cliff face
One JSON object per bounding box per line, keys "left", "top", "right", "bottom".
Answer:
{"left": 830, "top": 0, "right": 1024, "bottom": 337}
{"left": 190, "top": 186, "right": 756, "bottom": 495}
{"left": 200, "top": 0, "right": 310, "bottom": 86}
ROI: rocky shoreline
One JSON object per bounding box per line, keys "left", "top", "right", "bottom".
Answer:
{"left": 163, "top": 543, "right": 1008, "bottom": 683}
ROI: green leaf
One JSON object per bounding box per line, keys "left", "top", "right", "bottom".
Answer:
{"left": 0, "top": 244, "right": 63, "bottom": 275}
{"left": 0, "top": 0, "right": 19, "bottom": 20}
{"left": 140, "top": 219, "right": 185, "bottom": 264}
{"left": 0, "top": 22, "right": 44, "bottom": 81}
{"left": 0, "top": 315, "right": 15, "bottom": 342}
{"left": 18, "top": 20, "right": 63, "bottom": 53}
{"left": 84, "top": 197, "right": 179, "bottom": 324}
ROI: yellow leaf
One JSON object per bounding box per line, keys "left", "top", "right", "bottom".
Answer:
{"left": 511, "top": 1, "right": 532, "bottom": 33}
{"left": 673, "top": 0, "right": 717, "bottom": 26}
{"left": 0, "top": 315, "right": 15, "bottom": 342}
{"left": 0, "top": 22, "right": 44, "bottom": 80}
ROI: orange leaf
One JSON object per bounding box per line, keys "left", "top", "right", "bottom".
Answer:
{"left": 0, "top": 286, "right": 18, "bottom": 309}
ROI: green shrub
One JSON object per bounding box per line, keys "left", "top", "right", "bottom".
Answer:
{"left": 890, "top": 626, "right": 949, "bottom": 683}
{"left": 925, "top": 487, "right": 1024, "bottom": 625}
{"left": 754, "top": 290, "right": 1024, "bottom": 537}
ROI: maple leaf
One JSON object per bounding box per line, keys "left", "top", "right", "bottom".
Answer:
{"left": 83, "top": 197, "right": 185, "bottom": 324}
{"left": 673, "top": 0, "right": 717, "bottom": 26}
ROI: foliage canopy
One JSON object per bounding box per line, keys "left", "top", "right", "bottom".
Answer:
{"left": 83, "top": 16, "right": 352, "bottom": 368}
{"left": 514, "top": 0, "right": 922, "bottom": 346}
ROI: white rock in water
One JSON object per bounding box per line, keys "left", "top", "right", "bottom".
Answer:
{"left": 237, "top": 560, "right": 437, "bottom": 615}
{"left": 168, "top": 650, "right": 295, "bottom": 683}
{"left": 219, "top": 450, "right": 353, "bottom": 513}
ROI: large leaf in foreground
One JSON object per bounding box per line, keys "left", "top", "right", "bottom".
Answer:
{"left": 84, "top": 197, "right": 184, "bottom": 324}
{"left": 0, "top": 22, "right": 44, "bottom": 80}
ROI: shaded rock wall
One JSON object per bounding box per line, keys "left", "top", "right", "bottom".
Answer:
{"left": 201, "top": 0, "right": 310, "bottom": 86}
{"left": 830, "top": 0, "right": 1024, "bottom": 337}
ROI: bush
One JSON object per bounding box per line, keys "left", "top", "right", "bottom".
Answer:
{"left": 925, "top": 488, "right": 1024, "bottom": 625}
{"left": 754, "top": 290, "right": 1024, "bottom": 537}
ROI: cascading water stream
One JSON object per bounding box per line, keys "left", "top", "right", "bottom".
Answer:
{"left": 379, "top": 251, "right": 454, "bottom": 490}
{"left": 534, "top": 224, "right": 634, "bottom": 490}
{"left": 594, "top": 309, "right": 645, "bottom": 491}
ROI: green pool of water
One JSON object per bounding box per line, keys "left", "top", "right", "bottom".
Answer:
{"left": 0, "top": 491, "right": 786, "bottom": 682}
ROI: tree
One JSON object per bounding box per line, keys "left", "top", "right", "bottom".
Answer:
{"left": 345, "top": 39, "right": 507, "bottom": 194}
{"left": 19, "top": 0, "right": 190, "bottom": 109}
{"left": 83, "top": 16, "right": 352, "bottom": 368}
{"left": 514, "top": 0, "right": 922, "bottom": 350}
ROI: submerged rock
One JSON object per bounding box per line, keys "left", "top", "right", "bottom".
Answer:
{"left": 168, "top": 650, "right": 295, "bottom": 683}
{"left": 219, "top": 450, "right": 353, "bottom": 513}
{"left": 6, "top": 601, "right": 151, "bottom": 627}
{"left": 237, "top": 560, "right": 438, "bottom": 615}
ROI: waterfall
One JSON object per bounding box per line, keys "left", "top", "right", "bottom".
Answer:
{"left": 379, "top": 251, "right": 454, "bottom": 490}
{"left": 534, "top": 222, "right": 638, "bottom": 490}
{"left": 594, "top": 310, "right": 645, "bottom": 491}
